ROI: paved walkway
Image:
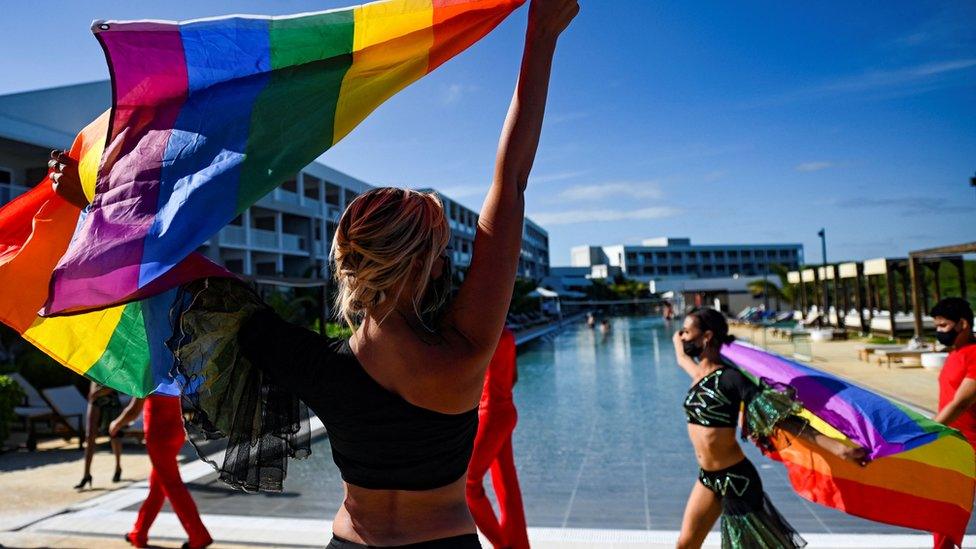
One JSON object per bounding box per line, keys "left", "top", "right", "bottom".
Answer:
{"left": 732, "top": 325, "right": 939, "bottom": 412}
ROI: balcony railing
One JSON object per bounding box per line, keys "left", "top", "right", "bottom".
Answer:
{"left": 219, "top": 225, "right": 247, "bottom": 246}
{"left": 251, "top": 228, "right": 278, "bottom": 249}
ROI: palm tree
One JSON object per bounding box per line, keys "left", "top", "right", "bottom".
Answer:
{"left": 746, "top": 264, "right": 795, "bottom": 310}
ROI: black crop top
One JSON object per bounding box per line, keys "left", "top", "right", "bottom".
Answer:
{"left": 239, "top": 310, "right": 478, "bottom": 491}
{"left": 684, "top": 366, "right": 760, "bottom": 428}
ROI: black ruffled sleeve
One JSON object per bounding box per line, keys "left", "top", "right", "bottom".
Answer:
{"left": 168, "top": 278, "right": 312, "bottom": 493}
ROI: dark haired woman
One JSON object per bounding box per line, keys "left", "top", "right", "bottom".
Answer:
{"left": 673, "top": 308, "right": 867, "bottom": 549}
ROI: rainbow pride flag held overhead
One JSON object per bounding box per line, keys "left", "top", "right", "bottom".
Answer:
{"left": 43, "top": 0, "right": 525, "bottom": 315}
{"left": 0, "top": 115, "right": 228, "bottom": 396}
{"left": 723, "top": 341, "right": 975, "bottom": 546}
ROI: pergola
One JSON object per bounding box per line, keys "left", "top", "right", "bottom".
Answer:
{"left": 908, "top": 242, "right": 975, "bottom": 338}
{"left": 787, "top": 270, "right": 801, "bottom": 313}
{"left": 837, "top": 262, "right": 867, "bottom": 334}
{"left": 817, "top": 265, "right": 840, "bottom": 327}
{"left": 862, "top": 257, "right": 909, "bottom": 336}
{"left": 801, "top": 268, "right": 818, "bottom": 317}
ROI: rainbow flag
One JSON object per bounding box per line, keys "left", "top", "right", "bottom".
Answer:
{"left": 43, "top": 0, "right": 525, "bottom": 315}
{"left": 0, "top": 114, "right": 227, "bottom": 396}
{"left": 723, "top": 341, "right": 975, "bottom": 546}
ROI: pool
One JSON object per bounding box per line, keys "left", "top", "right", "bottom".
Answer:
{"left": 179, "top": 316, "right": 976, "bottom": 534}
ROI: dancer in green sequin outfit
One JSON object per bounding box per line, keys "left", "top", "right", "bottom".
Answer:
{"left": 673, "top": 308, "right": 867, "bottom": 549}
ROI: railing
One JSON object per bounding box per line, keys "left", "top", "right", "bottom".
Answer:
{"left": 281, "top": 233, "right": 306, "bottom": 253}
{"left": 276, "top": 189, "right": 301, "bottom": 206}
{"left": 219, "top": 225, "right": 247, "bottom": 246}
{"left": 251, "top": 228, "right": 278, "bottom": 249}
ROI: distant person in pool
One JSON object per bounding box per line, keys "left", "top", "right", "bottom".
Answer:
{"left": 599, "top": 318, "right": 611, "bottom": 334}
{"left": 673, "top": 308, "right": 867, "bottom": 549}
{"left": 165, "top": 3, "right": 578, "bottom": 548}
{"left": 663, "top": 301, "right": 675, "bottom": 322}
{"left": 931, "top": 298, "right": 976, "bottom": 549}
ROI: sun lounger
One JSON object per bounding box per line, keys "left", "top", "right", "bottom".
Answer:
{"left": 39, "top": 386, "right": 87, "bottom": 450}
{"left": 870, "top": 312, "right": 935, "bottom": 337}
{"left": 855, "top": 343, "right": 903, "bottom": 362}
{"left": 9, "top": 373, "right": 59, "bottom": 451}
{"left": 873, "top": 348, "right": 933, "bottom": 369}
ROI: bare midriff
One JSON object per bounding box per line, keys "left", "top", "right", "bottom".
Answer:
{"left": 331, "top": 476, "right": 475, "bottom": 546}
{"left": 687, "top": 424, "right": 746, "bottom": 472}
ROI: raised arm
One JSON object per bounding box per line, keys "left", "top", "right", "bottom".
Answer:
{"left": 445, "top": 0, "right": 578, "bottom": 355}
{"left": 673, "top": 331, "right": 705, "bottom": 379}
{"left": 109, "top": 398, "right": 145, "bottom": 437}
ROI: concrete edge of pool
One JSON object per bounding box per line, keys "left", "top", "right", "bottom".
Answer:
{"left": 13, "top": 408, "right": 963, "bottom": 548}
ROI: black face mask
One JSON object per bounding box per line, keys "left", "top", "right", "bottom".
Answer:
{"left": 937, "top": 328, "right": 960, "bottom": 347}
{"left": 683, "top": 340, "right": 704, "bottom": 358}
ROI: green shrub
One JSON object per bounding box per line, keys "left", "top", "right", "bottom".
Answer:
{"left": 0, "top": 375, "right": 25, "bottom": 446}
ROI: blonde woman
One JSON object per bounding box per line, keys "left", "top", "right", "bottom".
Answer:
{"left": 172, "top": 1, "right": 578, "bottom": 547}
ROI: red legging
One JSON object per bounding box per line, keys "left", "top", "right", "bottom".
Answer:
{"left": 129, "top": 395, "right": 211, "bottom": 548}
{"left": 467, "top": 404, "right": 528, "bottom": 549}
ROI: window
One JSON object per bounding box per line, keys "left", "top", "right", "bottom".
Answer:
{"left": 0, "top": 168, "right": 11, "bottom": 184}
{"left": 281, "top": 178, "right": 298, "bottom": 193}
{"left": 325, "top": 183, "right": 341, "bottom": 205}
{"left": 304, "top": 175, "right": 321, "bottom": 200}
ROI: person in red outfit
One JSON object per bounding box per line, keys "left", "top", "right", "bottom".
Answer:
{"left": 111, "top": 395, "right": 213, "bottom": 549}
{"left": 932, "top": 297, "right": 976, "bottom": 549}
{"left": 467, "top": 329, "right": 530, "bottom": 549}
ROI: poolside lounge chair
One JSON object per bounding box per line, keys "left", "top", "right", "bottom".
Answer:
{"left": 39, "top": 386, "right": 87, "bottom": 450}
{"left": 873, "top": 349, "right": 932, "bottom": 369}
{"left": 870, "top": 312, "right": 935, "bottom": 337}
{"left": 9, "top": 373, "right": 59, "bottom": 451}
{"left": 855, "top": 343, "right": 903, "bottom": 362}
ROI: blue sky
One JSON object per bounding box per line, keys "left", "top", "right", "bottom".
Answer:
{"left": 2, "top": 1, "right": 974, "bottom": 265}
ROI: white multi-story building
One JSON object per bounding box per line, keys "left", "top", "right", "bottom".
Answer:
{"left": 572, "top": 237, "right": 803, "bottom": 283}
{"left": 0, "top": 82, "right": 550, "bottom": 282}
{"left": 419, "top": 189, "right": 550, "bottom": 280}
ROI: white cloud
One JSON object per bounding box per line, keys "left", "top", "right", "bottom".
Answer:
{"left": 529, "top": 206, "right": 681, "bottom": 226}
{"left": 746, "top": 58, "right": 976, "bottom": 107}
{"left": 795, "top": 161, "right": 834, "bottom": 172}
{"left": 443, "top": 83, "right": 480, "bottom": 105}
{"left": 558, "top": 181, "right": 662, "bottom": 202}
{"left": 434, "top": 185, "right": 484, "bottom": 198}
{"left": 548, "top": 111, "right": 590, "bottom": 124}
{"left": 529, "top": 170, "right": 588, "bottom": 184}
